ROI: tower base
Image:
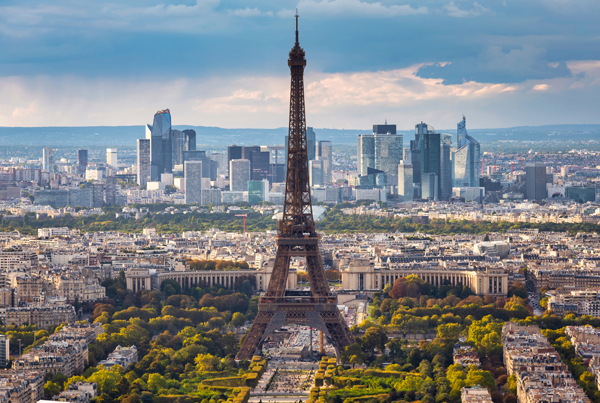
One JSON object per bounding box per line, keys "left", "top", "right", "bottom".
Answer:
{"left": 236, "top": 297, "right": 353, "bottom": 361}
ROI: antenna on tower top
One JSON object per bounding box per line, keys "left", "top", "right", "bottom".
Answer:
{"left": 295, "top": 9, "right": 299, "bottom": 45}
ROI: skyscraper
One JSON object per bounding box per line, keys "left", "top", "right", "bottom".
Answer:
{"left": 143, "top": 110, "right": 196, "bottom": 181}
{"left": 525, "top": 163, "right": 547, "bottom": 200}
{"left": 307, "top": 127, "right": 316, "bottom": 161}
{"left": 146, "top": 109, "right": 171, "bottom": 180}
{"left": 452, "top": 116, "right": 481, "bottom": 188}
{"left": 357, "top": 124, "right": 402, "bottom": 180}
{"left": 183, "top": 150, "right": 217, "bottom": 180}
{"left": 398, "top": 162, "right": 413, "bottom": 202}
{"left": 77, "top": 149, "right": 88, "bottom": 175}
{"left": 373, "top": 123, "right": 397, "bottom": 135}
{"left": 208, "top": 153, "right": 228, "bottom": 176}
{"left": 42, "top": 148, "right": 53, "bottom": 172}
{"left": 229, "top": 159, "right": 251, "bottom": 191}
{"left": 185, "top": 161, "right": 203, "bottom": 204}
{"left": 422, "top": 172, "right": 438, "bottom": 201}
{"left": 374, "top": 132, "right": 402, "bottom": 180}
{"left": 248, "top": 180, "right": 269, "bottom": 205}
{"left": 183, "top": 129, "right": 196, "bottom": 152}
{"left": 105, "top": 176, "right": 117, "bottom": 205}
{"left": 316, "top": 140, "right": 333, "bottom": 183}
{"left": 171, "top": 130, "right": 185, "bottom": 166}
{"left": 309, "top": 159, "right": 324, "bottom": 186}
{"left": 440, "top": 134, "right": 452, "bottom": 201}
{"left": 418, "top": 122, "right": 440, "bottom": 201}
{"left": 357, "top": 134, "right": 375, "bottom": 175}
{"left": 107, "top": 148, "right": 118, "bottom": 167}
{"left": 137, "top": 139, "right": 151, "bottom": 186}
{"left": 227, "top": 145, "right": 243, "bottom": 177}
{"left": 250, "top": 150, "right": 270, "bottom": 181}
{"left": 409, "top": 134, "right": 421, "bottom": 186}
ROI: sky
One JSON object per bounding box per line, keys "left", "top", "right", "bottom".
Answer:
{"left": 0, "top": 0, "right": 599, "bottom": 130}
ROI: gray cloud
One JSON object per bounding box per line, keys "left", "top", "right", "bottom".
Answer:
{"left": 416, "top": 45, "right": 572, "bottom": 84}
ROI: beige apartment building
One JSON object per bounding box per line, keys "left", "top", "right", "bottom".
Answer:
{"left": 3, "top": 304, "right": 75, "bottom": 328}
{"left": 0, "top": 371, "right": 44, "bottom": 403}
{"left": 340, "top": 257, "right": 508, "bottom": 296}
{"left": 126, "top": 261, "right": 297, "bottom": 293}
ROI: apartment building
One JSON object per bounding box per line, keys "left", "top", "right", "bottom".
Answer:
{"left": 461, "top": 386, "right": 492, "bottom": 403}
{"left": 13, "top": 340, "right": 87, "bottom": 377}
{"left": 3, "top": 304, "right": 75, "bottom": 328}
{"left": 0, "top": 370, "right": 44, "bottom": 403}
{"left": 0, "top": 251, "right": 37, "bottom": 270}
{"left": 502, "top": 322, "right": 590, "bottom": 403}
{"left": 98, "top": 345, "right": 138, "bottom": 369}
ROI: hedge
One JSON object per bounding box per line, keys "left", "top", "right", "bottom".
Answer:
{"left": 200, "top": 377, "right": 245, "bottom": 388}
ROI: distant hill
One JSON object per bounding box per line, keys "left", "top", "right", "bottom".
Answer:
{"left": 0, "top": 124, "right": 598, "bottom": 147}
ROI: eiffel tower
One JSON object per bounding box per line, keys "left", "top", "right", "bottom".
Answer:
{"left": 236, "top": 14, "right": 353, "bottom": 361}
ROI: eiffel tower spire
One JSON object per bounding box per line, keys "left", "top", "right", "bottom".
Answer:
{"left": 236, "top": 15, "right": 353, "bottom": 361}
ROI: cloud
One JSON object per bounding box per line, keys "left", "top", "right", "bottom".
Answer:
{"left": 1, "top": 60, "right": 598, "bottom": 129}
{"left": 278, "top": 0, "right": 428, "bottom": 18}
{"left": 444, "top": 1, "right": 493, "bottom": 18}
{"left": 416, "top": 45, "right": 572, "bottom": 84}
{"left": 12, "top": 102, "right": 37, "bottom": 118}
{"left": 228, "top": 7, "right": 273, "bottom": 17}
{"left": 533, "top": 84, "right": 549, "bottom": 91}
{"left": 0, "top": 0, "right": 274, "bottom": 36}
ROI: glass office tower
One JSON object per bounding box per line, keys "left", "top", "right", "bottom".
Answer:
{"left": 453, "top": 116, "right": 480, "bottom": 188}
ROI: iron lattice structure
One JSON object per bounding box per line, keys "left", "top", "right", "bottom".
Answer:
{"left": 236, "top": 15, "right": 353, "bottom": 361}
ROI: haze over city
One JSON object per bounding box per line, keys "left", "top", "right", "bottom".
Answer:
{"left": 1, "top": 0, "right": 599, "bottom": 128}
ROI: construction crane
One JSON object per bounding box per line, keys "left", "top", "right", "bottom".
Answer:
{"left": 235, "top": 213, "right": 248, "bottom": 234}
{"left": 510, "top": 158, "right": 526, "bottom": 173}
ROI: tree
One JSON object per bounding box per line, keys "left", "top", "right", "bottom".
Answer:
{"left": 465, "top": 369, "right": 496, "bottom": 392}
{"left": 349, "top": 354, "right": 363, "bottom": 368}
{"left": 230, "top": 312, "right": 246, "bottom": 327}
{"left": 117, "top": 376, "right": 130, "bottom": 396}
{"left": 195, "top": 353, "right": 219, "bottom": 372}
{"left": 508, "top": 284, "right": 527, "bottom": 299}
{"left": 239, "top": 280, "right": 253, "bottom": 297}
{"left": 122, "top": 394, "right": 141, "bottom": 403}
{"left": 437, "top": 323, "right": 462, "bottom": 340}
{"left": 161, "top": 280, "right": 182, "bottom": 296}
{"left": 88, "top": 367, "right": 123, "bottom": 395}
{"left": 147, "top": 373, "right": 167, "bottom": 393}
{"left": 44, "top": 381, "right": 60, "bottom": 399}
{"left": 362, "top": 327, "right": 388, "bottom": 353}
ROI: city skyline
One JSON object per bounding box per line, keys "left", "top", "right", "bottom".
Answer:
{"left": 0, "top": 0, "right": 598, "bottom": 129}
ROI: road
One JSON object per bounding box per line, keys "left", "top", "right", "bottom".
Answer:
{"left": 528, "top": 292, "right": 544, "bottom": 316}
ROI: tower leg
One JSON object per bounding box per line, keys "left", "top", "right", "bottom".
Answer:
{"left": 237, "top": 311, "right": 273, "bottom": 361}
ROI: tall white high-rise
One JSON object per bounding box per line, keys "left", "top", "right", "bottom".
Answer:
{"left": 398, "top": 162, "right": 413, "bottom": 202}
{"left": 185, "top": 161, "right": 203, "bottom": 204}
{"left": 107, "top": 148, "right": 118, "bottom": 167}
{"left": 316, "top": 140, "right": 333, "bottom": 184}
{"left": 137, "top": 139, "right": 151, "bottom": 186}
{"left": 42, "top": 147, "right": 53, "bottom": 172}
{"left": 229, "top": 159, "right": 251, "bottom": 192}
{"left": 309, "top": 160, "right": 324, "bottom": 186}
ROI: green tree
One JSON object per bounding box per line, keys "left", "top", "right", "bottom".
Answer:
{"left": 437, "top": 323, "right": 462, "bottom": 339}
{"left": 195, "top": 353, "right": 219, "bottom": 372}
{"left": 230, "top": 312, "right": 246, "bottom": 327}
{"left": 147, "top": 373, "right": 167, "bottom": 393}
{"left": 362, "top": 327, "right": 388, "bottom": 353}
{"left": 465, "top": 369, "right": 496, "bottom": 392}
{"left": 44, "top": 381, "right": 60, "bottom": 399}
